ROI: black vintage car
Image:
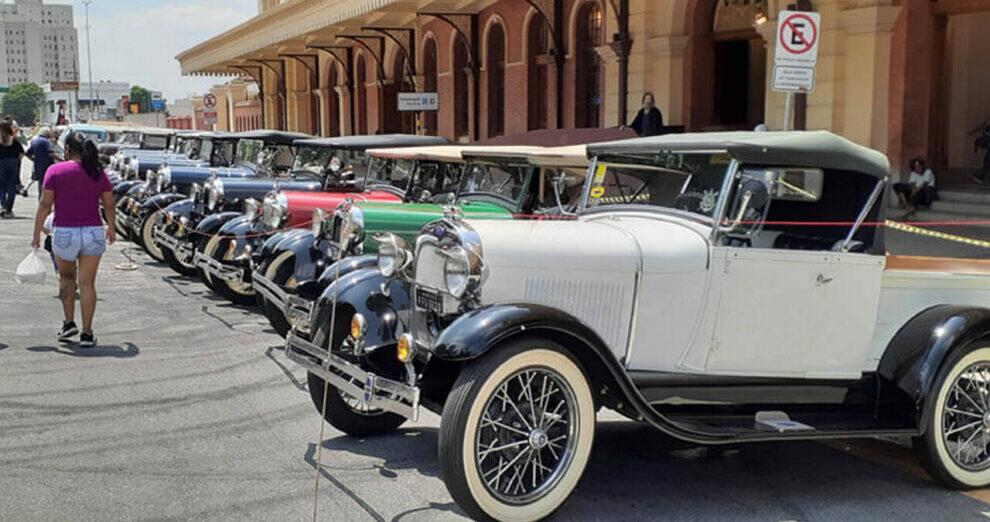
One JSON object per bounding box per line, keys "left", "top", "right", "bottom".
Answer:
{"left": 120, "top": 130, "right": 307, "bottom": 260}
{"left": 99, "top": 127, "right": 175, "bottom": 163}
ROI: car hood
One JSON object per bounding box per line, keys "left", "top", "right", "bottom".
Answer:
{"left": 284, "top": 190, "right": 403, "bottom": 229}
{"left": 359, "top": 200, "right": 511, "bottom": 243}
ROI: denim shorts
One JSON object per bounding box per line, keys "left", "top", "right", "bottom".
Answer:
{"left": 53, "top": 226, "right": 107, "bottom": 262}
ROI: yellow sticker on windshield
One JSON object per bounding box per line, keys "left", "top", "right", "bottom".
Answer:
{"left": 590, "top": 186, "right": 605, "bottom": 199}
{"left": 711, "top": 153, "right": 731, "bottom": 164}
{"left": 593, "top": 164, "right": 607, "bottom": 184}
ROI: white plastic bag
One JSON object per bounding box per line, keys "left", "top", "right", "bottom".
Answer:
{"left": 15, "top": 249, "right": 49, "bottom": 285}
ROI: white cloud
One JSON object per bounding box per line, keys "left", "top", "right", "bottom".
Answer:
{"left": 76, "top": 0, "right": 257, "bottom": 100}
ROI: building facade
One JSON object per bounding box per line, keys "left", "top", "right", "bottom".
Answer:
{"left": 178, "top": 0, "right": 990, "bottom": 179}
{"left": 0, "top": 0, "right": 79, "bottom": 88}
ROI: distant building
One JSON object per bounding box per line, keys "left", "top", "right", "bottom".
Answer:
{"left": 0, "top": 0, "right": 79, "bottom": 88}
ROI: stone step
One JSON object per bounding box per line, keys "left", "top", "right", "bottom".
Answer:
{"left": 897, "top": 210, "right": 990, "bottom": 226}
{"left": 927, "top": 200, "right": 990, "bottom": 219}
{"left": 936, "top": 188, "right": 990, "bottom": 206}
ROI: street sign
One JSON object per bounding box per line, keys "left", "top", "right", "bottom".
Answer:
{"left": 203, "top": 93, "right": 217, "bottom": 109}
{"left": 775, "top": 11, "right": 821, "bottom": 68}
{"left": 772, "top": 65, "right": 815, "bottom": 93}
{"left": 50, "top": 81, "right": 79, "bottom": 91}
{"left": 398, "top": 92, "right": 438, "bottom": 112}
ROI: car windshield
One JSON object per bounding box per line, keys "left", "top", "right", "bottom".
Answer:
{"left": 293, "top": 145, "right": 333, "bottom": 174}
{"left": 585, "top": 152, "right": 732, "bottom": 219}
{"left": 236, "top": 139, "right": 264, "bottom": 164}
{"left": 178, "top": 138, "right": 200, "bottom": 157}
{"left": 208, "top": 140, "right": 235, "bottom": 167}
{"left": 364, "top": 157, "right": 414, "bottom": 191}
{"left": 456, "top": 162, "right": 531, "bottom": 207}
{"left": 411, "top": 161, "right": 463, "bottom": 200}
{"left": 143, "top": 134, "right": 169, "bottom": 149}
{"left": 118, "top": 131, "right": 141, "bottom": 145}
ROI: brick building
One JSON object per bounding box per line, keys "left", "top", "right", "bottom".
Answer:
{"left": 177, "top": 0, "right": 990, "bottom": 179}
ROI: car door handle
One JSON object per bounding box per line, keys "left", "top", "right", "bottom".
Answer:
{"left": 816, "top": 274, "right": 833, "bottom": 286}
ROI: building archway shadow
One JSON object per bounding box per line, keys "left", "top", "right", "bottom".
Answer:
{"left": 26, "top": 342, "right": 140, "bottom": 358}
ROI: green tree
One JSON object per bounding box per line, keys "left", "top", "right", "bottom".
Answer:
{"left": 129, "top": 85, "right": 152, "bottom": 113}
{"left": 1, "top": 83, "right": 45, "bottom": 125}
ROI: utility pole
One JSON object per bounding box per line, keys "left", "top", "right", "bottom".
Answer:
{"left": 83, "top": 0, "right": 96, "bottom": 120}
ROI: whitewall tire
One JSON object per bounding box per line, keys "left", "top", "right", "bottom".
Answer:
{"left": 140, "top": 210, "right": 165, "bottom": 261}
{"left": 439, "top": 339, "right": 596, "bottom": 522}
{"left": 918, "top": 345, "right": 990, "bottom": 489}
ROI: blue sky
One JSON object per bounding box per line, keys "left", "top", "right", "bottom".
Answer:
{"left": 58, "top": 0, "right": 257, "bottom": 100}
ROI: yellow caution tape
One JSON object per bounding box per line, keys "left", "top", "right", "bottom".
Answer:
{"left": 885, "top": 220, "right": 990, "bottom": 249}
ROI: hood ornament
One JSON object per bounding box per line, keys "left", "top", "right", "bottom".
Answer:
{"left": 442, "top": 204, "right": 464, "bottom": 221}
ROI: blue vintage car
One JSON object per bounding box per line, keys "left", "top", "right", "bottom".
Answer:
{"left": 124, "top": 130, "right": 310, "bottom": 261}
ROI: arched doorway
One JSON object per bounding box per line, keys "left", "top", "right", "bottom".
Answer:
{"left": 453, "top": 37, "right": 470, "bottom": 140}
{"left": 574, "top": 1, "right": 604, "bottom": 128}
{"left": 423, "top": 37, "right": 439, "bottom": 136}
{"left": 684, "top": 0, "right": 767, "bottom": 131}
{"left": 486, "top": 21, "right": 506, "bottom": 138}
{"left": 391, "top": 53, "right": 416, "bottom": 134}
{"left": 354, "top": 53, "right": 368, "bottom": 135}
{"left": 527, "top": 13, "right": 550, "bottom": 130}
{"left": 324, "top": 62, "right": 340, "bottom": 136}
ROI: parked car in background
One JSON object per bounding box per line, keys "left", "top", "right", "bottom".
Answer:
{"left": 119, "top": 130, "right": 307, "bottom": 259}
{"left": 256, "top": 143, "right": 590, "bottom": 340}
{"left": 98, "top": 127, "right": 174, "bottom": 162}
{"left": 191, "top": 134, "right": 447, "bottom": 303}
{"left": 283, "top": 131, "right": 990, "bottom": 520}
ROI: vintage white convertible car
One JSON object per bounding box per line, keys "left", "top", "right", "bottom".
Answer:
{"left": 287, "top": 131, "right": 990, "bottom": 521}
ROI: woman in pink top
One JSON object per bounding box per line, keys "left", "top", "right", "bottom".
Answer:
{"left": 31, "top": 132, "right": 116, "bottom": 347}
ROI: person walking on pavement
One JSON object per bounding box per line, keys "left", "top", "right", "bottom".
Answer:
{"left": 0, "top": 120, "right": 25, "bottom": 218}
{"left": 25, "top": 127, "right": 55, "bottom": 200}
{"left": 31, "top": 132, "right": 116, "bottom": 348}
{"left": 629, "top": 92, "right": 665, "bottom": 137}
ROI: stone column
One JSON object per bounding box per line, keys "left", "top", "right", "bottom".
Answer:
{"left": 335, "top": 85, "right": 352, "bottom": 136}
{"left": 642, "top": 35, "right": 688, "bottom": 126}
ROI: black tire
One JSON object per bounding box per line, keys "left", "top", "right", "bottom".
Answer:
{"left": 438, "top": 338, "right": 596, "bottom": 521}
{"left": 915, "top": 343, "right": 990, "bottom": 489}
{"left": 139, "top": 210, "right": 165, "bottom": 262}
{"left": 208, "top": 237, "right": 256, "bottom": 306}
{"left": 306, "top": 372, "right": 405, "bottom": 437}
{"left": 162, "top": 245, "right": 198, "bottom": 277}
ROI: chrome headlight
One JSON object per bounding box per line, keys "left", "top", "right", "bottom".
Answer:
{"left": 145, "top": 169, "right": 158, "bottom": 193}
{"left": 189, "top": 182, "right": 202, "bottom": 203}
{"left": 443, "top": 247, "right": 472, "bottom": 298}
{"left": 206, "top": 178, "right": 224, "bottom": 211}
{"left": 311, "top": 208, "right": 326, "bottom": 237}
{"left": 262, "top": 192, "right": 288, "bottom": 229}
{"left": 376, "top": 233, "right": 411, "bottom": 278}
{"left": 332, "top": 201, "right": 364, "bottom": 253}
{"left": 161, "top": 166, "right": 172, "bottom": 187}
{"left": 243, "top": 198, "right": 261, "bottom": 222}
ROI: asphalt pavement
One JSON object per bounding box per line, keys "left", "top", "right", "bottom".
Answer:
{"left": 3, "top": 183, "right": 990, "bottom": 521}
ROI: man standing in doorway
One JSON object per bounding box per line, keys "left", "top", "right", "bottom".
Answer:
{"left": 629, "top": 92, "right": 664, "bottom": 137}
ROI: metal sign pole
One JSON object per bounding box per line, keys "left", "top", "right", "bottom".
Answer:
{"left": 783, "top": 91, "right": 795, "bottom": 131}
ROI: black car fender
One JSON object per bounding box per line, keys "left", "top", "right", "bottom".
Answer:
{"left": 878, "top": 305, "right": 990, "bottom": 430}
{"left": 307, "top": 254, "right": 378, "bottom": 298}
{"left": 194, "top": 211, "right": 241, "bottom": 244}
{"left": 113, "top": 180, "right": 142, "bottom": 199}
{"left": 161, "top": 198, "right": 194, "bottom": 221}
{"left": 217, "top": 216, "right": 265, "bottom": 257}
{"left": 140, "top": 192, "right": 186, "bottom": 219}
{"left": 310, "top": 267, "right": 409, "bottom": 352}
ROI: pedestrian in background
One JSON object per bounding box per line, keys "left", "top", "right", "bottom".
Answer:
{"left": 893, "top": 158, "right": 937, "bottom": 216}
{"left": 50, "top": 129, "right": 65, "bottom": 161}
{"left": 25, "top": 127, "right": 55, "bottom": 199}
{"left": 0, "top": 120, "right": 25, "bottom": 218}
{"left": 31, "top": 132, "right": 116, "bottom": 348}
{"left": 629, "top": 92, "right": 665, "bottom": 137}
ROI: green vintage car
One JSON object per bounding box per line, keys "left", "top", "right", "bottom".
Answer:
{"left": 252, "top": 144, "right": 588, "bottom": 337}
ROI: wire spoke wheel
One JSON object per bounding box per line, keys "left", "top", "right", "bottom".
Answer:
{"left": 942, "top": 362, "right": 990, "bottom": 471}
{"left": 475, "top": 367, "right": 578, "bottom": 505}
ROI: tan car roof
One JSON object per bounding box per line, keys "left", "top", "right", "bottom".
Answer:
{"left": 366, "top": 145, "right": 467, "bottom": 163}
{"left": 526, "top": 145, "right": 589, "bottom": 168}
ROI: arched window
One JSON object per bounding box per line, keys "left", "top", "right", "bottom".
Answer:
{"left": 325, "top": 63, "right": 340, "bottom": 137}
{"left": 527, "top": 14, "right": 550, "bottom": 130}
{"left": 574, "top": 1, "right": 603, "bottom": 128}
{"left": 390, "top": 53, "right": 416, "bottom": 134}
{"left": 453, "top": 36, "right": 470, "bottom": 140}
{"left": 486, "top": 21, "right": 506, "bottom": 138}
{"left": 355, "top": 53, "right": 368, "bottom": 135}
{"left": 423, "top": 37, "right": 439, "bottom": 136}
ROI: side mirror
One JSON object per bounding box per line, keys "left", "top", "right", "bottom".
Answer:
{"left": 723, "top": 178, "right": 770, "bottom": 233}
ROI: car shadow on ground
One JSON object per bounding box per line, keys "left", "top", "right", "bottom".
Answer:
{"left": 307, "top": 419, "right": 986, "bottom": 521}
{"left": 26, "top": 342, "right": 140, "bottom": 358}
{"left": 0, "top": 342, "right": 8, "bottom": 351}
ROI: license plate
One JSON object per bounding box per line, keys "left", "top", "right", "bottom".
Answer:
{"left": 415, "top": 287, "right": 443, "bottom": 314}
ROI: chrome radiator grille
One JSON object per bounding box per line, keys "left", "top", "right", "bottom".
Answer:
{"left": 414, "top": 241, "right": 446, "bottom": 291}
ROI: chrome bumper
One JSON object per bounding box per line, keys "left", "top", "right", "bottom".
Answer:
{"left": 285, "top": 331, "right": 419, "bottom": 421}
{"left": 116, "top": 208, "right": 136, "bottom": 231}
{"left": 153, "top": 228, "right": 194, "bottom": 262}
{"left": 253, "top": 272, "right": 315, "bottom": 333}
{"left": 194, "top": 252, "right": 245, "bottom": 283}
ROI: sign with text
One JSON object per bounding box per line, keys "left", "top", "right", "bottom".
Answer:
{"left": 772, "top": 65, "right": 815, "bottom": 93}
{"left": 398, "top": 92, "right": 438, "bottom": 112}
{"left": 203, "top": 93, "right": 217, "bottom": 109}
{"left": 49, "top": 81, "right": 79, "bottom": 91}
{"left": 775, "top": 11, "right": 821, "bottom": 68}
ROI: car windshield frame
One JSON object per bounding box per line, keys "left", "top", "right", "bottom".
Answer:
{"left": 292, "top": 145, "right": 335, "bottom": 175}
{"left": 454, "top": 159, "right": 535, "bottom": 211}
{"left": 362, "top": 156, "right": 418, "bottom": 194}
{"left": 579, "top": 150, "right": 737, "bottom": 225}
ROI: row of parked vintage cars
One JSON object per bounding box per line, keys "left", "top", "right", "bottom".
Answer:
{"left": 109, "top": 127, "right": 990, "bottom": 520}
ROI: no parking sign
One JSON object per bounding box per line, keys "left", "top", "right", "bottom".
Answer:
{"left": 773, "top": 10, "right": 821, "bottom": 93}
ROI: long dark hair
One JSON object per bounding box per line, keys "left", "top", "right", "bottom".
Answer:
{"left": 65, "top": 132, "right": 102, "bottom": 180}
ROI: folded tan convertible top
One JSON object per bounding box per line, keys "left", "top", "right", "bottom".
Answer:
{"left": 886, "top": 255, "right": 990, "bottom": 276}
